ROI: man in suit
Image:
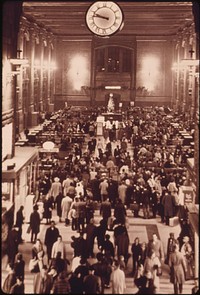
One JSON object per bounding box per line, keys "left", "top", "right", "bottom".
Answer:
{"left": 147, "top": 233, "right": 165, "bottom": 263}
{"left": 44, "top": 220, "right": 60, "bottom": 264}
{"left": 100, "top": 197, "right": 111, "bottom": 225}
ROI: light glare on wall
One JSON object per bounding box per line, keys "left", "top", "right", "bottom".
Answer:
{"left": 141, "top": 56, "right": 160, "bottom": 91}
{"left": 69, "top": 55, "right": 88, "bottom": 91}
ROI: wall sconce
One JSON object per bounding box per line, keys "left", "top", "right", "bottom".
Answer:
{"left": 180, "top": 48, "right": 199, "bottom": 69}
{"left": 8, "top": 50, "right": 29, "bottom": 80}
{"left": 10, "top": 49, "right": 29, "bottom": 66}
{"left": 10, "top": 58, "right": 29, "bottom": 66}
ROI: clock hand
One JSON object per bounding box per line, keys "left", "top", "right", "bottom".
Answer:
{"left": 93, "top": 13, "right": 109, "bottom": 20}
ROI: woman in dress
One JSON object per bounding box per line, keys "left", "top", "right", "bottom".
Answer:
{"left": 31, "top": 238, "right": 45, "bottom": 272}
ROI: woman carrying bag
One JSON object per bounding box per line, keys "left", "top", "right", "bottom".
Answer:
{"left": 29, "top": 239, "right": 45, "bottom": 273}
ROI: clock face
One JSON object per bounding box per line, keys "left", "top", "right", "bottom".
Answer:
{"left": 86, "top": 1, "right": 124, "bottom": 37}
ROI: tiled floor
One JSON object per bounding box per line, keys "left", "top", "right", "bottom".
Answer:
{"left": 1, "top": 208, "right": 195, "bottom": 294}
{"left": 1, "top": 133, "right": 196, "bottom": 293}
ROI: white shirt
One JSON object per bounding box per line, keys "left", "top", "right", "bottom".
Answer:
{"left": 111, "top": 267, "right": 126, "bottom": 294}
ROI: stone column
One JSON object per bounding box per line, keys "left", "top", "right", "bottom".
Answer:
{"left": 46, "top": 35, "right": 52, "bottom": 110}
{"left": 90, "top": 38, "right": 95, "bottom": 106}
{"left": 39, "top": 34, "right": 44, "bottom": 112}
{"left": 29, "top": 27, "right": 36, "bottom": 114}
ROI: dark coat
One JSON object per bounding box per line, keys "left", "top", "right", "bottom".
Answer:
{"left": 68, "top": 273, "right": 83, "bottom": 294}
{"left": 135, "top": 276, "right": 156, "bottom": 294}
{"left": 162, "top": 193, "right": 176, "bottom": 217}
{"left": 7, "top": 229, "right": 19, "bottom": 263}
{"left": 30, "top": 210, "right": 40, "bottom": 234}
{"left": 14, "top": 260, "right": 25, "bottom": 280}
{"left": 102, "top": 239, "right": 115, "bottom": 258}
{"left": 44, "top": 226, "right": 60, "bottom": 258}
{"left": 90, "top": 178, "right": 101, "bottom": 202}
{"left": 85, "top": 223, "right": 97, "bottom": 257}
{"left": 83, "top": 274, "right": 101, "bottom": 294}
{"left": 115, "top": 231, "right": 130, "bottom": 261}
{"left": 55, "top": 193, "right": 63, "bottom": 217}
{"left": 10, "top": 282, "right": 25, "bottom": 294}
{"left": 43, "top": 198, "right": 53, "bottom": 219}
{"left": 114, "top": 201, "right": 126, "bottom": 224}
{"left": 131, "top": 243, "right": 142, "bottom": 260}
{"left": 15, "top": 208, "right": 24, "bottom": 228}
{"left": 71, "top": 236, "right": 87, "bottom": 258}
{"left": 100, "top": 200, "right": 111, "bottom": 220}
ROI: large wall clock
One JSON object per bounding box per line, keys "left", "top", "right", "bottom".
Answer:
{"left": 86, "top": 1, "right": 124, "bottom": 37}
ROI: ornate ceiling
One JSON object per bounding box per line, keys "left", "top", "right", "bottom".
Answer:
{"left": 23, "top": 1, "right": 194, "bottom": 37}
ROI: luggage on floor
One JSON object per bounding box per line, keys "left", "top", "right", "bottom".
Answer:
{"left": 169, "top": 216, "right": 179, "bottom": 227}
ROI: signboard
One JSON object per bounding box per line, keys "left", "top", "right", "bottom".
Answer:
{"left": 182, "top": 186, "right": 194, "bottom": 205}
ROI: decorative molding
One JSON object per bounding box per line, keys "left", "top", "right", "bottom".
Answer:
{"left": 2, "top": 109, "right": 14, "bottom": 125}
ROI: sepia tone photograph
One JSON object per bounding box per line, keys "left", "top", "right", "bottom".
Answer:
{"left": 1, "top": 1, "right": 199, "bottom": 294}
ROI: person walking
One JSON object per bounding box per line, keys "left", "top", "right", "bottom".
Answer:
{"left": 180, "top": 236, "right": 194, "bottom": 280}
{"left": 85, "top": 218, "right": 97, "bottom": 258}
{"left": 29, "top": 204, "right": 40, "bottom": 243}
{"left": 61, "top": 194, "right": 73, "bottom": 226}
{"left": 15, "top": 205, "right": 24, "bottom": 243}
{"left": 52, "top": 271, "right": 71, "bottom": 294}
{"left": 50, "top": 177, "right": 62, "bottom": 208}
{"left": 31, "top": 238, "right": 45, "bottom": 272}
{"left": 99, "top": 178, "right": 109, "bottom": 202}
{"left": 169, "top": 243, "right": 187, "bottom": 294}
{"left": 7, "top": 226, "right": 20, "bottom": 266}
{"left": 147, "top": 233, "right": 165, "bottom": 263}
{"left": 51, "top": 235, "right": 67, "bottom": 260}
{"left": 165, "top": 232, "right": 178, "bottom": 265}
{"left": 43, "top": 194, "right": 53, "bottom": 224}
{"left": 131, "top": 237, "right": 142, "bottom": 276}
{"left": 44, "top": 220, "right": 60, "bottom": 264}
{"left": 55, "top": 192, "right": 64, "bottom": 222}
{"left": 33, "top": 266, "right": 53, "bottom": 294}
{"left": 115, "top": 230, "right": 130, "bottom": 268}
{"left": 111, "top": 259, "right": 126, "bottom": 294}
{"left": 83, "top": 265, "right": 102, "bottom": 294}
{"left": 100, "top": 197, "right": 112, "bottom": 225}
{"left": 13, "top": 253, "right": 25, "bottom": 282}
{"left": 114, "top": 198, "right": 127, "bottom": 225}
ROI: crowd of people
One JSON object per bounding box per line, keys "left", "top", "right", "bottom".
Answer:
{"left": 3, "top": 105, "right": 196, "bottom": 294}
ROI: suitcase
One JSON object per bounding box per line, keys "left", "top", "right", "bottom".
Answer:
{"left": 169, "top": 216, "right": 179, "bottom": 227}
